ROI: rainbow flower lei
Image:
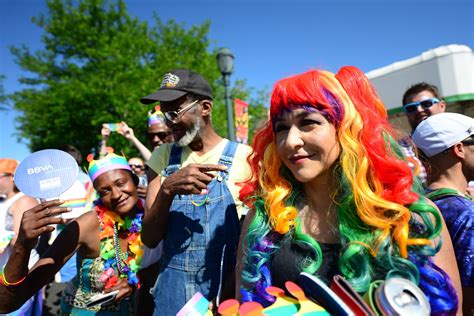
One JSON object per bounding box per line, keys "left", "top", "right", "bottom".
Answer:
{"left": 95, "top": 199, "right": 144, "bottom": 289}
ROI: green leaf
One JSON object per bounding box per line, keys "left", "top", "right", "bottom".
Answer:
{"left": 8, "top": 0, "right": 268, "bottom": 163}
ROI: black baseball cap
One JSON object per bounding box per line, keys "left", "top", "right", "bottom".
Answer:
{"left": 140, "top": 69, "right": 213, "bottom": 104}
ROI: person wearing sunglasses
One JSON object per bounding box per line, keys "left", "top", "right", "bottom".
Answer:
{"left": 140, "top": 69, "right": 252, "bottom": 315}
{"left": 146, "top": 108, "right": 173, "bottom": 149}
{"left": 412, "top": 113, "right": 474, "bottom": 315}
{"left": 128, "top": 157, "right": 146, "bottom": 178}
{"left": 128, "top": 157, "right": 147, "bottom": 198}
{"left": 128, "top": 157, "right": 148, "bottom": 200}
{"left": 402, "top": 82, "right": 446, "bottom": 131}
{"left": 0, "top": 154, "right": 145, "bottom": 315}
{"left": 399, "top": 82, "right": 446, "bottom": 187}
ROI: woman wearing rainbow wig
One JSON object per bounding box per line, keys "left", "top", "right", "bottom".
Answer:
{"left": 0, "top": 153, "right": 144, "bottom": 315}
{"left": 237, "top": 67, "right": 461, "bottom": 315}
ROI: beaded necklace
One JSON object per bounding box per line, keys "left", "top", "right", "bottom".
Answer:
{"left": 95, "top": 199, "right": 144, "bottom": 289}
{"left": 113, "top": 224, "right": 127, "bottom": 275}
{"left": 191, "top": 189, "right": 210, "bottom": 206}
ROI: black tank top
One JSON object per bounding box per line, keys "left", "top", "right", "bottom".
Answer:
{"left": 270, "top": 238, "right": 341, "bottom": 288}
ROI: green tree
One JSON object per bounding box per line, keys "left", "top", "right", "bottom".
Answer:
{"left": 10, "top": 0, "right": 267, "bottom": 161}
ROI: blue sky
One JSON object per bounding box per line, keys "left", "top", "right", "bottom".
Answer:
{"left": 1, "top": 0, "right": 473, "bottom": 161}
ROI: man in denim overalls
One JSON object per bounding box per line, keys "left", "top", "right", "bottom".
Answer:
{"left": 140, "top": 69, "right": 252, "bottom": 315}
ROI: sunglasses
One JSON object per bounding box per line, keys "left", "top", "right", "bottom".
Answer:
{"left": 163, "top": 99, "right": 199, "bottom": 123}
{"left": 147, "top": 131, "right": 171, "bottom": 140}
{"left": 462, "top": 138, "right": 474, "bottom": 146}
{"left": 129, "top": 164, "right": 145, "bottom": 170}
{"left": 403, "top": 98, "right": 440, "bottom": 113}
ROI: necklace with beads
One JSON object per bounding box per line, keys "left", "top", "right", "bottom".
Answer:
{"left": 95, "top": 199, "right": 144, "bottom": 289}
{"left": 191, "top": 189, "right": 210, "bottom": 206}
{"left": 113, "top": 224, "right": 129, "bottom": 275}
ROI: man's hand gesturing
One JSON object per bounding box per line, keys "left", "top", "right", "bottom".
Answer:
{"left": 161, "top": 164, "right": 227, "bottom": 197}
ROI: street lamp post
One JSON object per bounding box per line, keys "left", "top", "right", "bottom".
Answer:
{"left": 217, "top": 48, "right": 235, "bottom": 141}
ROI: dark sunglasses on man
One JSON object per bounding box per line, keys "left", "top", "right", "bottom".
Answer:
{"left": 461, "top": 137, "right": 474, "bottom": 146}
{"left": 403, "top": 98, "right": 440, "bottom": 113}
{"left": 129, "top": 164, "right": 145, "bottom": 170}
{"left": 147, "top": 131, "right": 171, "bottom": 141}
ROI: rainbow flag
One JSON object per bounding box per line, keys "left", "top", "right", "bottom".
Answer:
{"left": 84, "top": 181, "right": 97, "bottom": 212}
{"left": 234, "top": 98, "right": 249, "bottom": 144}
{"left": 177, "top": 292, "right": 212, "bottom": 316}
{"left": 61, "top": 198, "right": 86, "bottom": 208}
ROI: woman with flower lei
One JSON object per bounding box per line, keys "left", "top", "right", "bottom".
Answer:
{"left": 0, "top": 153, "right": 144, "bottom": 315}
{"left": 95, "top": 199, "right": 143, "bottom": 290}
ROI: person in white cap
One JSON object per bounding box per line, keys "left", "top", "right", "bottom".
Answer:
{"left": 412, "top": 112, "right": 474, "bottom": 315}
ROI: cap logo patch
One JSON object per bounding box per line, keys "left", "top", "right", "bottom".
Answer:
{"left": 161, "top": 73, "right": 180, "bottom": 88}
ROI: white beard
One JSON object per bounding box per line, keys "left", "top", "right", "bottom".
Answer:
{"left": 176, "top": 118, "right": 201, "bottom": 147}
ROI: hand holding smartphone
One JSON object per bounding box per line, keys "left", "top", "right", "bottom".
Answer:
{"left": 86, "top": 290, "right": 120, "bottom": 308}
{"left": 103, "top": 123, "right": 124, "bottom": 132}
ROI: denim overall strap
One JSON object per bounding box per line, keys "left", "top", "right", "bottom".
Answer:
{"left": 214, "top": 140, "right": 240, "bottom": 305}
{"left": 217, "top": 141, "right": 238, "bottom": 181}
{"left": 161, "top": 144, "right": 182, "bottom": 177}
{"left": 152, "top": 141, "right": 242, "bottom": 315}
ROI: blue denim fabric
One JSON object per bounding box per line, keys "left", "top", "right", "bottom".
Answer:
{"left": 152, "top": 141, "right": 241, "bottom": 316}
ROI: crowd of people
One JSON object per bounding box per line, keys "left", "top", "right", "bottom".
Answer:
{"left": 0, "top": 66, "right": 472, "bottom": 315}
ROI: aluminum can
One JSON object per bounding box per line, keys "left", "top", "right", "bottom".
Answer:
{"left": 374, "top": 277, "right": 430, "bottom": 315}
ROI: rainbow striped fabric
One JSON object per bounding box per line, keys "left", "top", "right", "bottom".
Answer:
{"left": 148, "top": 110, "right": 165, "bottom": 127}
{"left": 61, "top": 198, "right": 86, "bottom": 208}
{"left": 87, "top": 153, "right": 131, "bottom": 182}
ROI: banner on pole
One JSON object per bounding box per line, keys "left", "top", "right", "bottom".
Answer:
{"left": 234, "top": 98, "right": 249, "bottom": 144}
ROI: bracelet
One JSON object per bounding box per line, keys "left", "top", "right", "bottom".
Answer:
{"left": 0, "top": 268, "right": 27, "bottom": 287}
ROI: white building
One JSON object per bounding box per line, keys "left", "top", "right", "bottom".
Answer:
{"left": 366, "top": 44, "right": 474, "bottom": 133}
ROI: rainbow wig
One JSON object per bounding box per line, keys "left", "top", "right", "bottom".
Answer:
{"left": 239, "top": 67, "right": 457, "bottom": 314}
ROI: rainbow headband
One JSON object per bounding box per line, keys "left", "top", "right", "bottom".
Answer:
{"left": 88, "top": 153, "right": 131, "bottom": 182}
{"left": 148, "top": 110, "right": 165, "bottom": 127}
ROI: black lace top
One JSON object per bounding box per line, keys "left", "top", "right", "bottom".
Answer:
{"left": 270, "top": 238, "right": 341, "bottom": 288}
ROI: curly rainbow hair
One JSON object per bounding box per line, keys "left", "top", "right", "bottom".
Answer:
{"left": 240, "top": 67, "right": 457, "bottom": 314}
